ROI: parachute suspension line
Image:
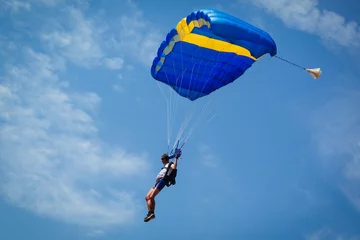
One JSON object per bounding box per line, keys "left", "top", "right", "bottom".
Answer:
{"left": 162, "top": 32, "right": 248, "bottom": 151}
{"left": 191, "top": 35, "right": 223, "bottom": 98}
{"left": 178, "top": 40, "right": 225, "bottom": 143}
{"left": 183, "top": 111, "right": 216, "bottom": 144}
{"left": 179, "top": 43, "right": 247, "bottom": 144}
{"left": 162, "top": 40, "right": 217, "bottom": 150}
{"left": 167, "top": 40, "right": 192, "bottom": 149}
{"left": 168, "top": 72, "right": 179, "bottom": 151}
{"left": 155, "top": 72, "right": 172, "bottom": 151}
{"left": 198, "top": 42, "right": 224, "bottom": 95}
{"left": 159, "top": 72, "right": 172, "bottom": 150}
{"left": 156, "top": 79, "right": 169, "bottom": 101}
{"left": 196, "top": 35, "right": 241, "bottom": 98}
{"left": 273, "top": 55, "right": 305, "bottom": 70}
{"left": 177, "top": 35, "right": 256, "bottom": 145}
{"left": 181, "top": 100, "right": 215, "bottom": 144}
{"left": 174, "top": 110, "right": 194, "bottom": 149}
{"left": 169, "top": 60, "right": 178, "bottom": 138}
{"left": 173, "top": 42, "right": 205, "bottom": 148}
{"left": 177, "top": 99, "right": 214, "bottom": 146}
{"left": 180, "top": 100, "right": 211, "bottom": 144}
{"left": 164, "top": 40, "right": 204, "bottom": 152}
{"left": 175, "top": 38, "right": 221, "bottom": 146}
{"left": 165, "top": 43, "right": 188, "bottom": 151}
{"left": 215, "top": 45, "right": 247, "bottom": 91}
{"left": 170, "top": 41, "right": 187, "bottom": 132}
{"left": 175, "top": 103, "right": 208, "bottom": 148}
{"left": 170, "top": 42, "right": 193, "bottom": 149}
{"left": 184, "top": 43, "right": 203, "bottom": 101}
{"left": 174, "top": 36, "right": 236, "bottom": 146}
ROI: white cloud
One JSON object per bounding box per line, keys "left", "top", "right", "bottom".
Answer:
{"left": 246, "top": 0, "right": 360, "bottom": 49}
{"left": 198, "top": 144, "right": 218, "bottom": 168}
{"left": 214, "top": 4, "right": 224, "bottom": 10}
{"left": 108, "top": 0, "right": 163, "bottom": 67}
{"left": 305, "top": 227, "right": 360, "bottom": 240}
{"left": 310, "top": 91, "right": 360, "bottom": 213}
{"left": 0, "top": 37, "right": 17, "bottom": 56}
{"left": 0, "top": 48, "right": 149, "bottom": 227}
{"left": 112, "top": 84, "right": 124, "bottom": 93}
{"left": 104, "top": 57, "right": 124, "bottom": 70}
{"left": 70, "top": 92, "right": 102, "bottom": 113}
{"left": 250, "top": 16, "right": 267, "bottom": 30}
{"left": 0, "top": 0, "right": 165, "bottom": 229}
{"left": 87, "top": 229, "right": 106, "bottom": 237}
{"left": 40, "top": 7, "right": 105, "bottom": 68}
{"left": 305, "top": 227, "right": 332, "bottom": 240}
{"left": 33, "top": 0, "right": 64, "bottom": 7}
{"left": 1, "top": 0, "right": 31, "bottom": 12}
{"left": 38, "top": 1, "right": 160, "bottom": 70}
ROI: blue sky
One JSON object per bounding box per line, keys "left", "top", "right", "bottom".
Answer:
{"left": 1, "top": 0, "right": 360, "bottom": 239}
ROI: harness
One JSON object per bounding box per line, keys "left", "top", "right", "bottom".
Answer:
{"left": 163, "top": 162, "right": 177, "bottom": 187}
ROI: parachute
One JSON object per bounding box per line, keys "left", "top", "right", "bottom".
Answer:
{"left": 151, "top": 8, "right": 277, "bottom": 101}
{"left": 150, "top": 8, "right": 321, "bottom": 151}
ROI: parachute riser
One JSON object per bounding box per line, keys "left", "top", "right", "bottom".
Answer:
{"left": 169, "top": 140, "right": 185, "bottom": 155}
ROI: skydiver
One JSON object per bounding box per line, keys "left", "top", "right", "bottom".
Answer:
{"left": 144, "top": 149, "right": 182, "bottom": 222}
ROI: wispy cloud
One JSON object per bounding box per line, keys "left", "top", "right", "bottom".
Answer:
{"left": 0, "top": 1, "right": 152, "bottom": 229}
{"left": 38, "top": 0, "right": 161, "bottom": 92}
{"left": 246, "top": 0, "right": 360, "bottom": 49}
{"left": 0, "top": 0, "right": 167, "bottom": 230}
{"left": 0, "top": 47, "right": 149, "bottom": 227}
{"left": 112, "top": 84, "right": 124, "bottom": 93}
{"left": 33, "top": 0, "right": 65, "bottom": 7}
{"left": 0, "top": 37, "right": 17, "bottom": 56}
{"left": 305, "top": 227, "right": 332, "bottom": 240}
{"left": 305, "top": 227, "right": 360, "bottom": 240}
{"left": 104, "top": 57, "right": 124, "bottom": 70}
{"left": 40, "top": 7, "right": 106, "bottom": 68}
{"left": 87, "top": 229, "right": 106, "bottom": 237}
{"left": 1, "top": 0, "right": 31, "bottom": 13}
{"left": 310, "top": 90, "right": 360, "bottom": 213}
{"left": 107, "top": 0, "right": 163, "bottom": 67}
{"left": 198, "top": 144, "right": 218, "bottom": 168}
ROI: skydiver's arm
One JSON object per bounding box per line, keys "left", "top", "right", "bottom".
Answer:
{"left": 171, "top": 157, "right": 178, "bottom": 169}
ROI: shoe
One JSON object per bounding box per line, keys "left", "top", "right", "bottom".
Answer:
{"left": 144, "top": 212, "right": 155, "bottom": 222}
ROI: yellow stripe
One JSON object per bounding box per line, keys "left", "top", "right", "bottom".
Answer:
{"left": 156, "top": 17, "right": 256, "bottom": 73}
{"left": 174, "top": 18, "right": 257, "bottom": 60}
{"left": 182, "top": 33, "right": 257, "bottom": 60}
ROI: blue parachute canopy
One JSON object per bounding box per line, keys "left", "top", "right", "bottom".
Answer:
{"left": 150, "top": 9, "right": 277, "bottom": 101}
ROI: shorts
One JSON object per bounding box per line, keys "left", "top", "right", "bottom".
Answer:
{"left": 153, "top": 179, "right": 166, "bottom": 191}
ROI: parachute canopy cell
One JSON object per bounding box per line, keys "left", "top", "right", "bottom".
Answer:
{"left": 150, "top": 9, "right": 277, "bottom": 101}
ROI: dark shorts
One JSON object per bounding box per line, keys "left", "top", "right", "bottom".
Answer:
{"left": 153, "top": 179, "right": 166, "bottom": 191}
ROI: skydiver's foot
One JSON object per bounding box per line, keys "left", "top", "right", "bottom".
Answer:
{"left": 144, "top": 212, "right": 155, "bottom": 222}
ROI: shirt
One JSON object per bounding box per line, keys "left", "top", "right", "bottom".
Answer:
{"left": 156, "top": 162, "right": 173, "bottom": 181}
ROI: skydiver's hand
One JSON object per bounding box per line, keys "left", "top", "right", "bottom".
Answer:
{"left": 175, "top": 149, "right": 182, "bottom": 158}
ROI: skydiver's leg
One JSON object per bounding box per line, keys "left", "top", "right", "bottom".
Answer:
{"left": 145, "top": 188, "right": 154, "bottom": 212}
{"left": 149, "top": 179, "right": 166, "bottom": 212}
{"left": 149, "top": 188, "right": 159, "bottom": 212}
{"left": 144, "top": 180, "right": 166, "bottom": 222}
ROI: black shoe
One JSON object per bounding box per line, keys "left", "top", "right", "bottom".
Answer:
{"left": 144, "top": 212, "right": 155, "bottom": 222}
